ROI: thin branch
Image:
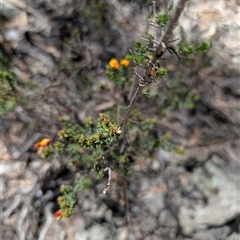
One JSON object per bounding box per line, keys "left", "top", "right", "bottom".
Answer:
{"left": 153, "top": 0, "right": 157, "bottom": 51}
{"left": 121, "top": 85, "right": 143, "bottom": 152}
{"left": 154, "top": 0, "right": 189, "bottom": 59}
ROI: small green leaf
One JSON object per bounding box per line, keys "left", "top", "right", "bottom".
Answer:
{"left": 125, "top": 54, "right": 133, "bottom": 60}
{"left": 135, "top": 42, "right": 142, "bottom": 48}
{"left": 196, "top": 41, "right": 211, "bottom": 52}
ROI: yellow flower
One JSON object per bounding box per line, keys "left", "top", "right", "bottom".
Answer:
{"left": 109, "top": 58, "right": 120, "bottom": 69}
{"left": 120, "top": 58, "right": 130, "bottom": 67}
{"left": 34, "top": 138, "right": 51, "bottom": 148}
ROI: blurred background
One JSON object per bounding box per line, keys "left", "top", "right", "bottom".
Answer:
{"left": 1, "top": 0, "right": 239, "bottom": 239}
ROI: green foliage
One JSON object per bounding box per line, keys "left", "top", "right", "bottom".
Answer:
{"left": 75, "top": 176, "right": 92, "bottom": 190}
{"left": 40, "top": 114, "right": 121, "bottom": 177}
{"left": 119, "top": 155, "right": 131, "bottom": 176}
{"left": 0, "top": 52, "right": 37, "bottom": 116}
{"left": 155, "top": 3, "right": 173, "bottom": 27}
{"left": 196, "top": 41, "right": 212, "bottom": 52}
{"left": 156, "top": 12, "right": 169, "bottom": 27}
{"left": 157, "top": 67, "right": 168, "bottom": 76}
{"left": 0, "top": 70, "right": 17, "bottom": 116}
{"left": 57, "top": 114, "right": 121, "bottom": 149}
{"left": 76, "top": 0, "right": 109, "bottom": 35}
{"left": 128, "top": 40, "right": 155, "bottom": 66}
{"left": 158, "top": 133, "right": 185, "bottom": 155}
{"left": 163, "top": 77, "right": 200, "bottom": 111}
{"left": 57, "top": 185, "right": 76, "bottom": 218}
{"left": 179, "top": 41, "right": 211, "bottom": 57}
{"left": 93, "top": 163, "right": 105, "bottom": 178}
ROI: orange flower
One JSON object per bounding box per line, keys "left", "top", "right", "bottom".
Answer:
{"left": 54, "top": 210, "right": 62, "bottom": 220}
{"left": 120, "top": 58, "right": 130, "bottom": 67}
{"left": 34, "top": 138, "right": 51, "bottom": 148}
{"left": 109, "top": 58, "right": 119, "bottom": 69}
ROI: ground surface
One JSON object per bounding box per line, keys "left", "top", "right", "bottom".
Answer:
{"left": 1, "top": 0, "right": 239, "bottom": 240}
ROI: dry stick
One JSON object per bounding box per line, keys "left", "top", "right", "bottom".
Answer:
{"left": 120, "top": 0, "right": 189, "bottom": 153}
{"left": 153, "top": 0, "right": 157, "bottom": 51}
{"left": 154, "top": 0, "right": 189, "bottom": 60}
{"left": 120, "top": 85, "right": 143, "bottom": 153}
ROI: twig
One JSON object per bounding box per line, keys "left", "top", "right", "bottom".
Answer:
{"left": 154, "top": 0, "right": 189, "bottom": 59}
{"left": 153, "top": 0, "right": 157, "bottom": 51}
{"left": 121, "top": 85, "right": 143, "bottom": 153}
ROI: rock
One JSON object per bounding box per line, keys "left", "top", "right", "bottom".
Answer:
{"left": 117, "top": 227, "right": 129, "bottom": 240}
{"left": 226, "top": 233, "right": 240, "bottom": 240}
{"left": 193, "top": 226, "right": 231, "bottom": 240}
{"left": 142, "top": 182, "right": 168, "bottom": 214}
{"left": 88, "top": 224, "right": 111, "bottom": 240}
{"left": 140, "top": 216, "right": 158, "bottom": 234}
{"left": 179, "top": 155, "right": 240, "bottom": 235}
{"left": 0, "top": 0, "right": 19, "bottom": 21}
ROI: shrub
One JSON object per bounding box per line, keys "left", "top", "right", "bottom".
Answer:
{"left": 32, "top": 0, "right": 210, "bottom": 219}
